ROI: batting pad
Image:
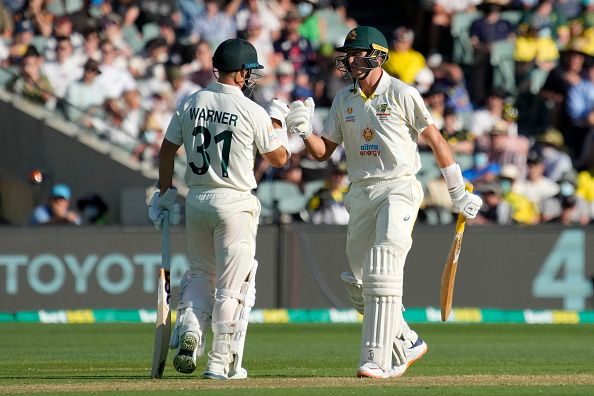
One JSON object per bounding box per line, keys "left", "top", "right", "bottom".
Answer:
{"left": 361, "top": 246, "right": 404, "bottom": 370}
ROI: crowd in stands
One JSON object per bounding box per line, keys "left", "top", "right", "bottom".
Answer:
{"left": 1, "top": 0, "right": 594, "bottom": 226}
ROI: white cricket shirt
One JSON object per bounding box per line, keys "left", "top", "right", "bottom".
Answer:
{"left": 322, "top": 70, "right": 434, "bottom": 183}
{"left": 165, "top": 82, "right": 282, "bottom": 192}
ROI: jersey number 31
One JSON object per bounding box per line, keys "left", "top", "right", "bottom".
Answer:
{"left": 189, "top": 126, "right": 233, "bottom": 177}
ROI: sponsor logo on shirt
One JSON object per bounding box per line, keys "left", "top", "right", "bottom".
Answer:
{"left": 421, "top": 105, "right": 431, "bottom": 122}
{"left": 347, "top": 107, "right": 353, "bottom": 114}
{"left": 361, "top": 128, "right": 380, "bottom": 156}
{"left": 345, "top": 107, "right": 355, "bottom": 122}
{"left": 376, "top": 103, "right": 391, "bottom": 122}
{"left": 269, "top": 125, "right": 278, "bottom": 142}
{"left": 362, "top": 127, "right": 374, "bottom": 142}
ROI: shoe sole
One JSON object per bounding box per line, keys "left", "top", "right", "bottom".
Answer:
{"left": 405, "top": 342, "right": 428, "bottom": 371}
{"left": 173, "top": 334, "right": 198, "bottom": 374}
{"left": 356, "top": 367, "right": 402, "bottom": 379}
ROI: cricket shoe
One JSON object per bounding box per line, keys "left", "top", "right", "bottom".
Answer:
{"left": 204, "top": 360, "right": 248, "bottom": 380}
{"left": 392, "top": 337, "right": 428, "bottom": 375}
{"left": 173, "top": 331, "right": 198, "bottom": 374}
{"left": 356, "top": 362, "right": 405, "bottom": 378}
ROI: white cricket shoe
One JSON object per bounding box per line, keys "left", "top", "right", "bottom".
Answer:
{"left": 392, "top": 337, "right": 428, "bottom": 375}
{"left": 356, "top": 362, "right": 405, "bottom": 378}
{"left": 203, "top": 360, "right": 248, "bottom": 380}
{"left": 173, "top": 331, "right": 198, "bottom": 374}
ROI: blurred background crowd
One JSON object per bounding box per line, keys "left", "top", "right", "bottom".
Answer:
{"left": 1, "top": 0, "right": 594, "bottom": 227}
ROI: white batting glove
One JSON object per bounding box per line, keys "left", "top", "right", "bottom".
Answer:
{"left": 286, "top": 97, "right": 315, "bottom": 139}
{"left": 148, "top": 187, "right": 181, "bottom": 230}
{"left": 266, "top": 98, "right": 290, "bottom": 129}
{"left": 449, "top": 186, "right": 482, "bottom": 219}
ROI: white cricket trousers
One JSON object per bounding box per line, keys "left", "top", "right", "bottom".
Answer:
{"left": 344, "top": 177, "right": 423, "bottom": 279}
{"left": 185, "top": 187, "right": 261, "bottom": 323}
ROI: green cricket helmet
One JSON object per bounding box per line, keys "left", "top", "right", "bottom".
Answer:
{"left": 212, "top": 38, "right": 263, "bottom": 95}
{"left": 335, "top": 26, "right": 389, "bottom": 78}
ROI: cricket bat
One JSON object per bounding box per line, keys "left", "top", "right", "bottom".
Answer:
{"left": 440, "top": 183, "right": 473, "bottom": 322}
{"left": 150, "top": 214, "right": 171, "bottom": 379}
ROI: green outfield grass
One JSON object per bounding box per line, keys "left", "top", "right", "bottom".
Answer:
{"left": 0, "top": 322, "right": 593, "bottom": 394}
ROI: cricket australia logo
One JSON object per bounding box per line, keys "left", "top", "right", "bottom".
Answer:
{"left": 362, "top": 127, "right": 374, "bottom": 142}
{"left": 376, "top": 103, "right": 391, "bottom": 122}
{"left": 346, "top": 29, "right": 357, "bottom": 41}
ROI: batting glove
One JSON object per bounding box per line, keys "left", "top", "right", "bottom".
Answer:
{"left": 449, "top": 186, "right": 482, "bottom": 219}
{"left": 286, "top": 97, "right": 315, "bottom": 139}
{"left": 266, "top": 98, "right": 290, "bottom": 129}
{"left": 148, "top": 187, "right": 181, "bottom": 230}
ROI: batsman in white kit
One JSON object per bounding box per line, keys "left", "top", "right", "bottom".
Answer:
{"left": 285, "top": 26, "right": 482, "bottom": 378}
{"left": 148, "top": 38, "right": 291, "bottom": 379}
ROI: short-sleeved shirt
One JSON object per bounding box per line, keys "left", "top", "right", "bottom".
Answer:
{"left": 165, "top": 82, "right": 281, "bottom": 192}
{"left": 322, "top": 71, "right": 433, "bottom": 183}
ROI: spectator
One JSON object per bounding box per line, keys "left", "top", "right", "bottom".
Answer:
{"left": 470, "top": 180, "right": 513, "bottom": 225}
{"left": 566, "top": 59, "right": 594, "bottom": 158}
{"left": 65, "top": 58, "right": 108, "bottom": 123}
{"left": 29, "top": 184, "right": 82, "bottom": 225}
{"left": 469, "top": 87, "right": 510, "bottom": 145}
{"left": 7, "top": 19, "right": 35, "bottom": 66}
{"left": 273, "top": 9, "right": 317, "bottom": 77}
{"left": 440, "top": 106, "right": 475, "bottom": 154}
{"left": 514, "top": 16, "right": 560, "bottom": 94}
{"left": 305, "top": 161, "right": 350, "bottom": 225}
{"left": 187, "top": 40, "right": 217, "bottom": 88}
{"left": 253, "top": 59, "right": 295, "bottom": 107}
{"left": 167, "top": 65, "right": 201, "bottom": 107}
{"left": 534, "top": 127, "right": 574, "bottom": 182}
{"left": 12, "top": 0, "right": 53, "bottom": 37}
{"left": 382, "top": 26, "right": 425, "bottom": 86}
{"left": 431, "top": 61, "right": 474, "bottom": 112}
{"left": 0, "top": 1, "right": 13, "bottom": 40}
{"left": 541, "top": 170, "right": 591, "bottom": 225}
{"left": 462, "top": 147, "right": 501, "bottom": 184}
{"left": 233, "top": 0, "right": 281, "bottom": 42}
{"left": 177, "top": 0, "right": 205, "bottom": 37}
{"left": 296, "top": 0, "right": 326, "bottom": 49}
{"left": 9, "top": 46, "right": 53, "bottom": 106}
{"left": 497, "top": 163, "right": 540, "bottom": 225}
{"left": 517, "top": 0, "right": 569, "bottom": 44}
{"left": 242, "top": 13, "right": 277, "bottom": 84}
{"left": 44, "top": 14, "right": 85, "bottom": 62}
{"left": 100, "top": 13, "right": 134, "bottom": 67}
{"left": 512, "top": 151, "right": 560, "bottom": 209}
{"left": 413, "top": 67, "right": 435, "bottom": 95}
{"left": 469, "top": 2, "right": 515, "bottom": 105}
{"left": 539, "top": 37, "right": 587, "bottom": 131}
{"left": 96, "top": 39, "right": 137, "bottom": 99}
{"left": 129, "top": 37, "right": 170, "bottom": 97}
{"left": 40, "top": 36, "right": 83, "bottom": 100}
{"left": 428, "top": 0, "right": 482, "bottom": 58}
{"left": 132, "top": 112, "right": 164, "bottom": 166}
{"left": 74, "top": 27, "right": 101, "bottom": 67}
{"left": 188, "top": 0, "right": 236, "bottom": 48}
{"left": 422, "top": 82, "right": 447, "bottom": 132}
{"left": 77, "top": 193, "right": 109, "bottom": 225}
{"left": 124, "top": 0, "right": 180, "bottom": 33}
{"left": 158, "top": 16, "right": 191, "bottom": 67}
{"left": 553, "top": 0, "right": 583, "bottom": 21}
{"left": 488, "top": 119, "right": 530, "bottom": 180}
{"left": 421, "top": 174, "right": 455, "bottom": 225}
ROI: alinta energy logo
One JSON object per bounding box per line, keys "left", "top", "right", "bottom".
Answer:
{"left": 345, "top": 106, "right": 355, "bottom": 123}
{"left": 360, "top": 127, "right": 380, "bottom": 157}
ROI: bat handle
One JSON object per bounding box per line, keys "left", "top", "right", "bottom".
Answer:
{"left": 455, "top": 183, "right": 474, "bottom": 232}
{"left": 162, "top": 211, "right": 170, "bottom": 271}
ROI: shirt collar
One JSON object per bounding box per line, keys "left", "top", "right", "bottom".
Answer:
{"left": 208, "top": 81, "right": 244, "bottom": 96}
{"left": 351, "top": 69, "right": 390, "bottom": 100}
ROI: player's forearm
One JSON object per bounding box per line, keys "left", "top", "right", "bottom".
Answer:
{"left": 303, "top": 134, "right": 333, "bottom": 162}
{"left": 158, "top": 139, "right": 179, "bottom": 193}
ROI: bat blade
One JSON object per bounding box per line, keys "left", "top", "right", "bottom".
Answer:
{"left": 151, "top": 214, "right": 171, "bottom": 379}
{"left": 440, "top": 183, "right": 473, "bottom": 322}
{"left": 150, "top": 268, "right": 171, "bottom": 379}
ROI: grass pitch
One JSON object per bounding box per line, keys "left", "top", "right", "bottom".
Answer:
{"left": 0, "top": 322, "right": 593, "bottom": 394}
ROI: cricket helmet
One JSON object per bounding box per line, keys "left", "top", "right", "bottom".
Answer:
{"left": 335, "top": 26, "right": 389, "bottom": 78}
{"left": 212, "top": 38, "right": 264, "bottom": 72}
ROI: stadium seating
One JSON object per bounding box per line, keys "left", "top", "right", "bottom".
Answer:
{"left": 451, "top": 11, "right": 483, "bottom": 66}
{"left": 490, "top": 39, "right": 517, "bottom": 95}
{"left": 255, "top": 181, "right": 309, "bottom": 218}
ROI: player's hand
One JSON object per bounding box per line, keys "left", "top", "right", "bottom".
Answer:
{"left": 266, "top": 98, "right": 290, "bottom": 128}
{"left": 286, "top": 97, "right": 314, "bottom": 139}
{"left": 449, "top": 187, "right": 482, "bottom": 219}
{"left": 148, "top": 187, "right": 181, "bottom": 230}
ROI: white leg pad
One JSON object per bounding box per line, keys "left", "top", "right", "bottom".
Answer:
{"left": 360, "top": 246, "right": 404, "bottom": 370}
{"left": 206, "top": 261, "right": 257, "bottom": 379}
{"left": 169, "top": 270, "right": 214, "bottom": 358}
{"left": 341, "top": 272, "right": 364, "bottom": 315}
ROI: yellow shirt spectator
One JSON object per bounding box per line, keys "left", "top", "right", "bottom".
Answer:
{"left": 382, "top": 27, "right": 425, "bottom": 85}
{"left": 514, "top": 35, "right": 560, "bottom": 62}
